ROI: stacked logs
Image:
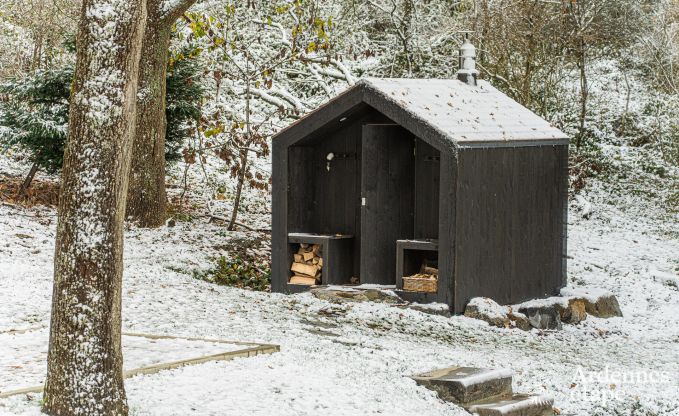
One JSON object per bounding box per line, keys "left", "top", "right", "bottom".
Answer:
{"left": 289, "top": 243, "right": 323, "bottom": 285}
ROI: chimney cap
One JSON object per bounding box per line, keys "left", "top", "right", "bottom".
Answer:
{"left": 459, "top": 37, "right": 476, "bottom": 53}
{"left": 457, "top": 37, "right": 479, "bottom": 86}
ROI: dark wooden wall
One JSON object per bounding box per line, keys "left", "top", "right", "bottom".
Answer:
{"left": 414, "top": 140, "right": 440, "bottom": 239}
{"left": 360, "top": 124, "right": 415, "bottom": 284}
{"left": 453, "top": 144, "right": 568, "bottom": 313}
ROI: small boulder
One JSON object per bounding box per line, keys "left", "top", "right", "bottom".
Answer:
{"left": 464, "top": 298, "right": 530, "bottom": 331}
{"left": 506, "top": 309, "right": 531, "bottom": 331}
{"left": 560, "top": 287, "right": 622, "bottom": 318}
{"left": 516, "top": 295, "right": 590, "bottom": 328}
{"left": 519, "top": 305, "right": 563, "bottom": 330}
{"left": 465, "top": 297, "right": 509, "bottom": 328}
{"left": 561, "top": 298, "right": 587, "bottom": 324}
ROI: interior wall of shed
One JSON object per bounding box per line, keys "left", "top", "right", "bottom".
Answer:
{"left": 285, "top": 109, "right": 444, "bottom": 285}
{"left": 286, "top": 109, "right": 390, "bottom": 280}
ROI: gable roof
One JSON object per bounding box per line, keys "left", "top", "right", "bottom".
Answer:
{"left": 273, "top": 78, "right": 568, "bottom": 149}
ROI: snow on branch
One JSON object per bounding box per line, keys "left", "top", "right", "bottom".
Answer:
{"left": 252, "top": 19, "right": 291, "bottom": 48}
{"left": 267, "top": 87, "right": 307, "bottom": 113}
{"left": 303, "top": 57, "right": 355, "bottom": 86}
{"left": 309, "top": 64, "right": 333, "bottom": 97}
{"left": 247, "top": 88, "right": 289, "bottom": 110}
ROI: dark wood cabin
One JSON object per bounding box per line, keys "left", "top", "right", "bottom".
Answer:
{"left": 271, "top": 77, "right": 568, "bottom": 313}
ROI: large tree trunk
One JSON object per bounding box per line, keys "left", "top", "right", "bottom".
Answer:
{"left": 126, "top": 12, "right": 170, "bottom": 228}
{"left": 126, "top": 0, "right": 197, "bottom": 228}
{"left": 43, "top": 0, "right": 146, "bottom": 414}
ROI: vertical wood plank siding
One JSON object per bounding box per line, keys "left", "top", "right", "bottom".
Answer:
{"left": 453, "top": 145, "right": 568, "bottom": 312}
{"left": 414, "top": 140, "right": 441, "bottom": 239}
{"left": 360, "top": 124, "right": 415, "bottom": 284}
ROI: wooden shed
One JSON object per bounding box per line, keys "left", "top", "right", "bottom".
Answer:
{"left": 271, "top": 74, "right": 568, "bottom": 313}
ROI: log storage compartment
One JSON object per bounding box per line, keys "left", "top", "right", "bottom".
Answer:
{"left": 287, "top": 233, "right": 354, "bottom": 290}
{"left": 289, "top": 243, "right": 323, "bottom": 285}
{"left": 397, "top": 239, "right": 439, "bottom": 293}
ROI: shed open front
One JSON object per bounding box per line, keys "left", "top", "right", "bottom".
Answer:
{"left": 282, "top": 114, "right": 445, "bottom": 296}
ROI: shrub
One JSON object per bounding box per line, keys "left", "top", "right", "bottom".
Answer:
{"left": 208, "top": 255, "right": 271, "bottom": 292}
{"left": 0, "top": 57, "right": 204, "bottom": 191}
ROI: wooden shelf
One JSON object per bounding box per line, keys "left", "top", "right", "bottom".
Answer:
{"left": 288, "top": 233, "right": 354, "bottom": 244}
{"left": 396, "top": 239, "right": 438, "bottom": 251}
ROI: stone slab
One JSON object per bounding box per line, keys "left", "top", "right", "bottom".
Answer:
{"left": 468, "top": 394, "right": 554, "bottom": 416}
{"left": 412, "top": 366, "right": 513, "bottom": 405}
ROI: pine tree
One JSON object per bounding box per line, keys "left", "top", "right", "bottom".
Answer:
{"left": 0, "top": 56, "right": 203, "bottom": 194}
{"left": 0, "top": 68, "right": 71, "bottom": 194}
{"left": 165, "top": 56, "right": 204, "bottom": 164}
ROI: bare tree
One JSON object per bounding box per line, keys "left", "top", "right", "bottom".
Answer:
{"left": 126, "top": 0, "right": 198, "bottom": 228}
{"left": 0, "top": 0, "right": 79, "bottom": 77}
{"left": 43, "top": 0, "right": 146, "bottom": 414}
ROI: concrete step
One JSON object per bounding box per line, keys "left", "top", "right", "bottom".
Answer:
{"left": 467, "top": 394, "right": 554, "bottom": 416}
{"left": 411, "top": 366, "right": 513, "bottom": 405}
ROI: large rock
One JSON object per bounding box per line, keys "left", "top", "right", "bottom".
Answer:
{"left": 506, "top": 310, "right": 532, "bottom": 331}
{"left": 310, "top": 287, "right": 403, "bottom": 304}
{"left": 464, "top": 298, "right": 530, "bottom": 331}
{"left": 518, "top": 303, "right": 563, "bottom": 330}
{"left": 515, "top": 295, "right": 591, "bottom": 328}
{"left": 560, "top": 287, "right": 623, "bottom": 318}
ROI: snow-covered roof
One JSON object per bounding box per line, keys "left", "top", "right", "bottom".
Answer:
{"left": 273, "top": 77, "right": 568, "bottom": 149}
{"left": 360, "top": 77, "right": 568, "bottom": 145}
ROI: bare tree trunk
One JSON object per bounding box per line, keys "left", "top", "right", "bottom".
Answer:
{"left": 228, "top": 75, "right": 251, "bottom": 232}
{"left": 228, "top": 149, "right": 248, "bottom": 231}
{"left": 127, "top": 0, "right": 197, "bottom": 228}
{"left": 127, "top": 9, "right": 171, "bottom": 227}
{"left": 19, "top": 160, "right": 40, "bottom": 195}
{"left": 43, "top": 0, "right": 146, "bottom": 414}
{"left": 576, "top": 38, "right": 588, "bottom": 149}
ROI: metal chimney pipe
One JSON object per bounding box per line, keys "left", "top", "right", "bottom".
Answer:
{"left": 457, "top": 37, "right": 479, "bottom": 86}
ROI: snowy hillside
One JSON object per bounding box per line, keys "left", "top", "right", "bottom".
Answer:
{"left": 1, "top": 130, "right": 678, "bottom": 416}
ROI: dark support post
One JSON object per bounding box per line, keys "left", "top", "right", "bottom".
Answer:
{"left": 271, "top": 140, "right": 288, "bottom": 294}
{"left": 439, "top": 150, "right": 457, "bottom": 312}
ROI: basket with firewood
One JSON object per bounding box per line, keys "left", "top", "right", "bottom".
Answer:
{"left": 402, "top": 261, "right": 438, "bottom": 293}
{"left": 289, "top": 243, "right": 323, "bottom": 285}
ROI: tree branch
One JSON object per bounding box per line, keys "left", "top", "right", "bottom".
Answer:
{"left": 160, "top": 0, "right": 198, "bottom": 26}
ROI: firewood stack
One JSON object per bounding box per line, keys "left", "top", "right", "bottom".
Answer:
{"left": 289, "top": 243, "right": 323, "bottom": 285}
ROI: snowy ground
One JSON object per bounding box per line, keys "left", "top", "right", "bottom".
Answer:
{"left": 1, "top": 155, "right": 678, "bottom": 415}
{"left": 1, "top": 329, "right": 244, "bottom": 392}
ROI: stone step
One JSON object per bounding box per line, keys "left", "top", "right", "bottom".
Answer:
{"left": 411, "top": 366, "right": 513, "bottom": 405}
{"left": 467, "top": 394, "right": 554, "bottom": 416}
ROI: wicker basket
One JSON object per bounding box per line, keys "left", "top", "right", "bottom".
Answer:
{"left": 402, "top": 274, "right": 438, "bottom": 293}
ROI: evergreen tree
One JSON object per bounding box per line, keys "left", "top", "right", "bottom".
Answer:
{"left": 0, "top": 57, "right": 203, "bottom": 193}
{"left": 0, "top": 68, "right": 71, "bottom": 193}
{"left": 165, "top": 56, "right": 204, "bottom": 164}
